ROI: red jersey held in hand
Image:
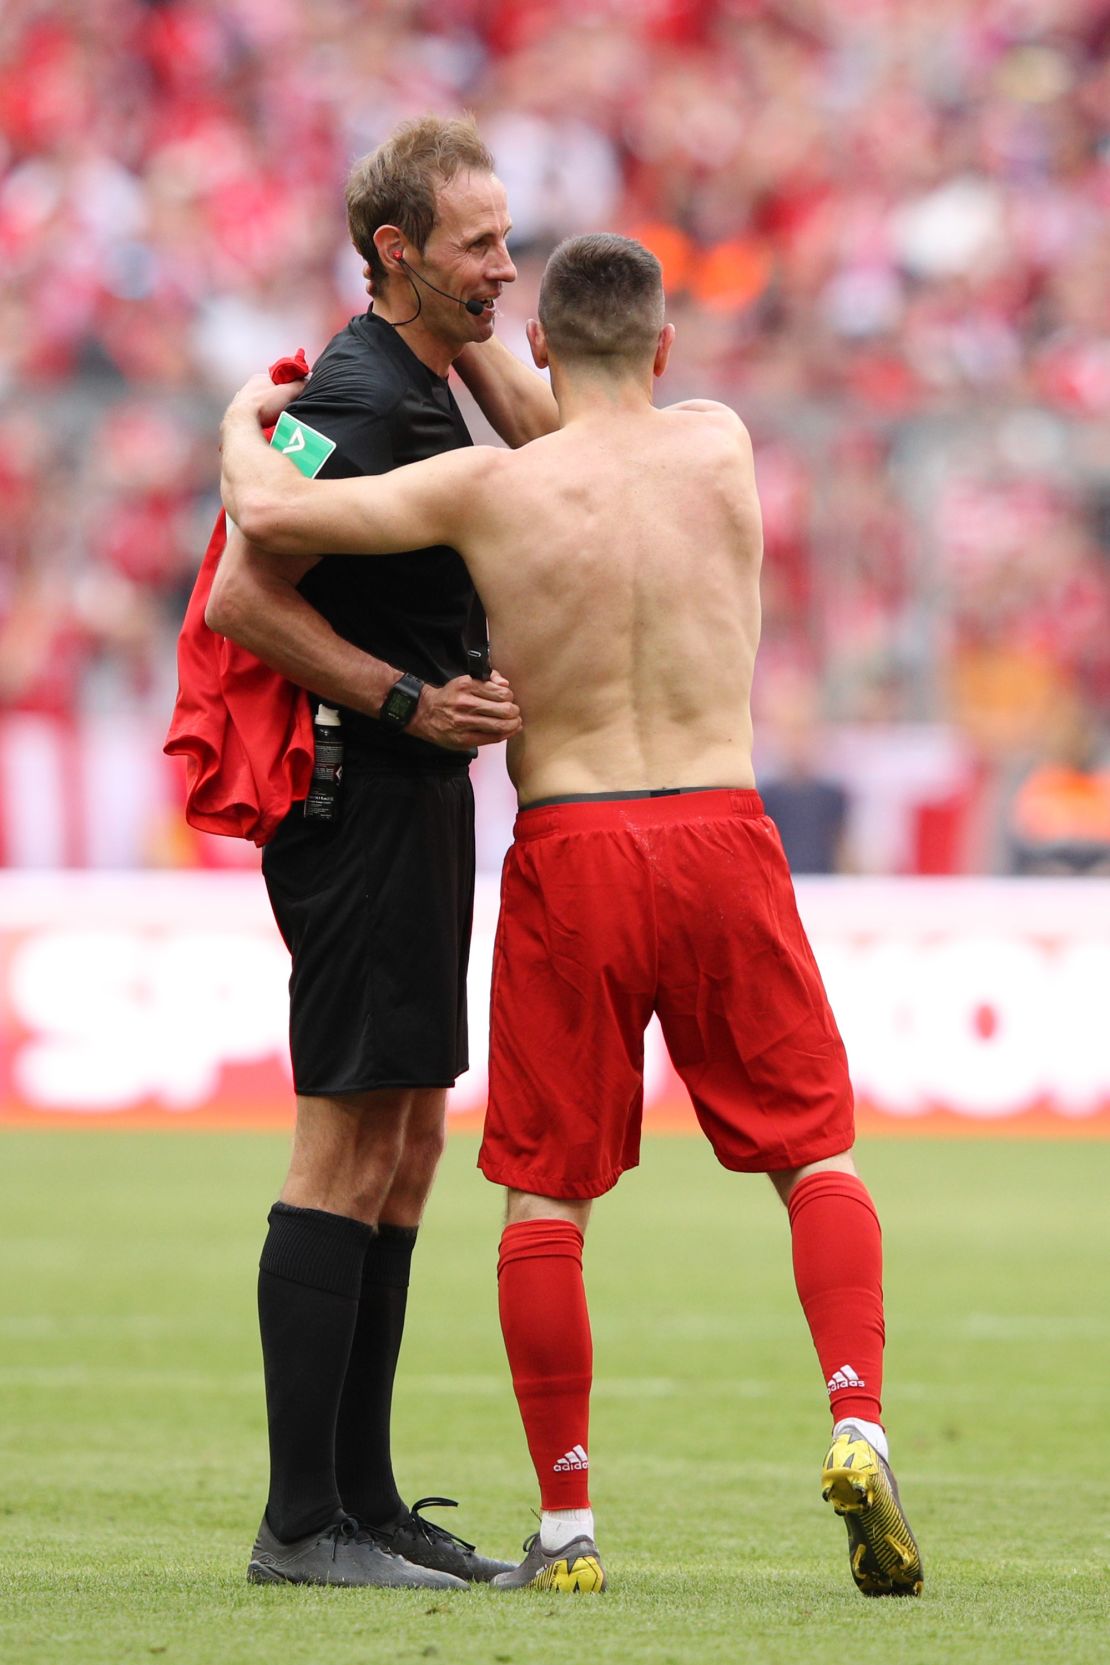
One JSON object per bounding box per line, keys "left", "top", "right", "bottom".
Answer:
{"left": 163, "top": 350, "right": 313, "bottom": 846}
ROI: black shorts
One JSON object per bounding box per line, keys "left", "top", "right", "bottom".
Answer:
{"left": 262, "top": 764, "right": 475, "bottom": 1096}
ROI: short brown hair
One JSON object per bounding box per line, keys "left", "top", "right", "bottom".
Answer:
{"left": 539, "top": 234, "right": 664, "bottom": 364}
{"left": 346, "top": 114, "right": 494, "bottom": 285}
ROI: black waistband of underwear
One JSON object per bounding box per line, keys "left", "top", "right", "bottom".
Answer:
{"left": 524, "top": 785, "right": 736, "bottom": 809}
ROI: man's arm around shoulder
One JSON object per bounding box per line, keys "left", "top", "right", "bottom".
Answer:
{"left": 214, "top": 376, "right": 520, "bottom": 748}
{"left": 222, "top": 377, "right": 506, "bottom": 558}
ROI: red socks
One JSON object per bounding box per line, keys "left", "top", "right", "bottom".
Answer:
{"left": 497, "top": 1219, "right": 592, "bottom": 1510}
{"left": 496, "top": 1177, "right": 882, "bottom": 1507}
{"left": 788, "top": 1172, "right": 885, "bottom": 1426}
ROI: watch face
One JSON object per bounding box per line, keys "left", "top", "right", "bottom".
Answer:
{"left": 383, "top": 677, "right": 420, "bottom": 726}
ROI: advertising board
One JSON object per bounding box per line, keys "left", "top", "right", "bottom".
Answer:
{"left": 1, "top": 874, "right": 1107, "bottom": 1134}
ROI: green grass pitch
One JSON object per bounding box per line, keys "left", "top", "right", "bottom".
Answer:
{"left": 2, "top": 1131, "right": 1107, "bottom": 1664}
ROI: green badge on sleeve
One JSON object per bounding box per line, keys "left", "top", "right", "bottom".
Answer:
{"left": 270, "top": 412, "right": 336, "bottom": 478}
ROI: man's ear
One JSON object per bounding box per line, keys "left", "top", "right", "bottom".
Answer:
{"left": 372, "top": 223, "right": 407, "bottom": 273}
{"left": 527, "top": 318, "right": 549, "bottom": 369}
{"left": 653, "top": 322, "right": 676, "bottom": 379}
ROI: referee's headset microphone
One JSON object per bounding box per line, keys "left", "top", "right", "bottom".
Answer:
{"left": 392, "top": 249, "right": 487, "bottom": 316}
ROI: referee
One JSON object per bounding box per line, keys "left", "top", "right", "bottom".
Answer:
{"left": 206, "top": 114, "right": 556, "bottom": 1588}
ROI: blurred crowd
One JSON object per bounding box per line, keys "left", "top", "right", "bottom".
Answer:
{"left": 1, "top": 0, "right": 1108, "bottom": 871}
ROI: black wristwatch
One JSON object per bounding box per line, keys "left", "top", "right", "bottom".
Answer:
{"left": 379, "top": 671, "right": 425, "bottom": 730}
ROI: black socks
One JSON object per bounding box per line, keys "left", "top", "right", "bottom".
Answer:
{"left": 257, "top": 1204, "right": 419, "bottom": 1541}
{"left": 334, "top": 1224, "right": 418, "bottom": 1528}
{"left": 257, "top": 1201, "right": 373, "bottom": 1541}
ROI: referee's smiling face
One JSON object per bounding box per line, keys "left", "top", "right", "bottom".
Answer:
{"left": 421, "top": 170, "right": 517, "bottom": 346}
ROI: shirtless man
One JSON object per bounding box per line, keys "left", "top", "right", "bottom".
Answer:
{"left": 219, "top": 233, "right": 924, "bottom": 1601}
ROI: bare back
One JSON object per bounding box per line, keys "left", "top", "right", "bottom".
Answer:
{"left": 456, "top": 402, "right": 763, "bottom": 805}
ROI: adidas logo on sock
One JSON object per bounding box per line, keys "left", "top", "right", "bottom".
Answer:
{"left": 552, "top": 1444, "right": 589, "bottom": 1473}
{"left": 826, "top": 1364, "right": 866, "bottom": 1395}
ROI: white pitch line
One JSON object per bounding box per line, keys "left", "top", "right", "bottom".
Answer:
{"left": 962, "top": 1314, "right": 1110, "bottom": 1340}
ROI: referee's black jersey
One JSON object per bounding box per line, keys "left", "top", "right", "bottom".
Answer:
{"left": 284, "top": 309, "right": 486, "bottom": 766}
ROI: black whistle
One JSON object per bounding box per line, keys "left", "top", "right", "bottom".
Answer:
{"left": 467, "top": 646, "right": 492, "bottom": 681}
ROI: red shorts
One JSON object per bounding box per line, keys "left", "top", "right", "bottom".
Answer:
{"left": 479, "top": 789, "right": 854, "bottom": 1199}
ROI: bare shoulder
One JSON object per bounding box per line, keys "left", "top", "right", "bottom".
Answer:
{"left": 458, "top": 442, "right": 524, "bottom": 486}
{"left": 666, "top": 397, "right": 742, "bottom": 422}
{"left": 435, "top": 442, "right": 508, "bottom": 478}
{"left": 664, "top": 399, "right": 751, "bottom": 445}
{"left": 467, "top": 442, "right": 514, "bottom": 466}
{"left": 436, "top": 444, "right": 521, "bottom": 541}
{"left": 408, "top": 441, "right": 511, "bottom": 501}
{"left": 481, "top": 428, "right": 563, "bottom": 480}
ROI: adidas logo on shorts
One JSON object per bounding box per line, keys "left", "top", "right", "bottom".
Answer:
{"left": 826, "top": 1364, "right": 866, "bottom": 1395}
{"left": 553, "top": 1443, "right": 589, "bottom": 1473}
